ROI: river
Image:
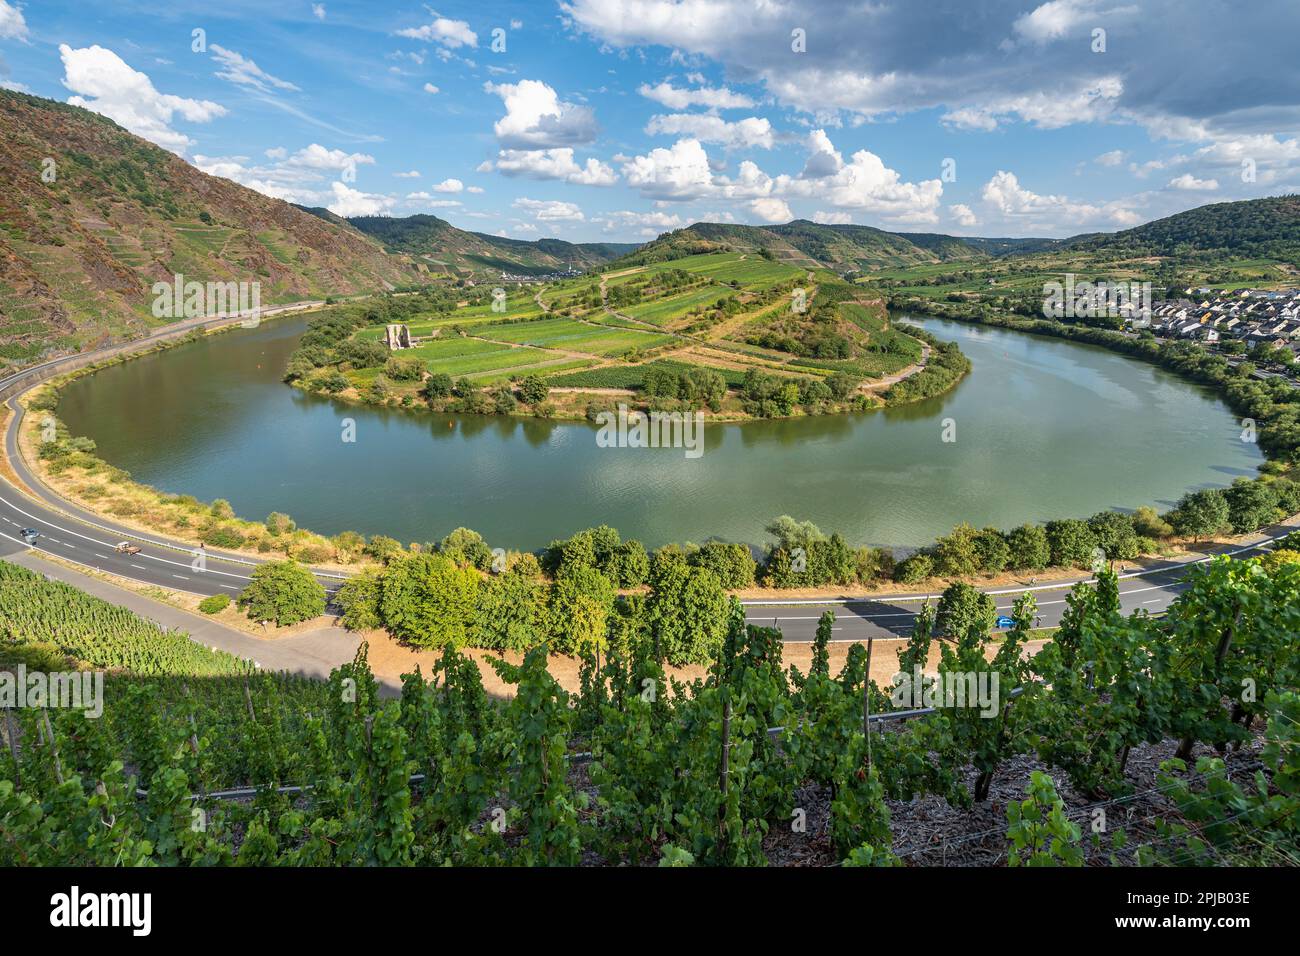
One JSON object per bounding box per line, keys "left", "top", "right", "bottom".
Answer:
{"left": 56, "top": 314, "right": 1263, "bottom": 551}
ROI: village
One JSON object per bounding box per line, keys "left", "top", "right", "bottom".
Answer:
{"left": 1146, "top": 288, "right": 1300, "bottom": 361}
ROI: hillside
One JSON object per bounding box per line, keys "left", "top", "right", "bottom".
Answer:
{"left": 0, "top": 90, "right": 416, "bottom": 367}
{"left": 342, "top": 213, "right": 638, "bottom": 276}
{"left": 622, "top": 219, "right": 991, "bottom": 272}
{"left": 1066, "top": 195, "right": 1300, "bottom": 263}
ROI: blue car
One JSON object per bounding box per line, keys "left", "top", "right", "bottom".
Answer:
{"left": 995, "top": 615, "right": 1016, "bottom": 629}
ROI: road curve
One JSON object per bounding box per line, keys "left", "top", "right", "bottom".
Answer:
{"left": 0, "top": 312, "right": 1293, "bottom": 644}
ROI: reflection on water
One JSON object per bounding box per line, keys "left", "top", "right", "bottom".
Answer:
{"left": 57, "top": 313, "right": 1264, "bottom": 551}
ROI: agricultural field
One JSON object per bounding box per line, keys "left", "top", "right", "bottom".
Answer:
{"left": 296, "top": 250, "right": 938, "bottom": 420}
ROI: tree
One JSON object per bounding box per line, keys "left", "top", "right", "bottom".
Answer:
{"left": 438, "top": 527, "right": 493, "bottom": 570}
{"left": 547, "top": 564, "right": 614, "bottom": 655}
{"left": 239, "top": 560, "right": 325, "bottom": 626}
{"left": 934, "top": 523, "right": 981, "bottom": 578}
{"left": 646, "top": 564, "right": 729, "bottom": 666}
{"left": 1223, "top": 478, "right": 1281, "bottom": 534}
{"left": 935, "top": 582, "right": 996, "bottom": 645}
{"left": 336, "top": 569, "right": 382, "bottom": 631}
{"left": 1005, "top": 524, "right": 1051, "bottom": 572}
{"left": 379, "top": 553, "right": 479, "bottom": 648}
{"left": 518, "top": 375, "right": 550, "bottom": 405}
{"left": 475, "top": 569, "right": 544, "bottom": 652}
{"left": 1168, "top": 488, "right": 1230, "bottom": 543}
{"left": 611, "top": 539, "right": 650, "bottom": 588}
{"left": 264, "top": 512, "right": 295, "bottom": 536}
{"left": 421, "top": 373, "right": 453, "bottom": 401}
{"left": 1087, "top": 511, "right": 1139, "bottom": 562}
{"left": 895, "top": 552, "right": 934, "bottom": 585}
{"left": 1045, "top": 519, "right": 1098, "bottom": 569}
{"left": 689, "top": 542, "right": 757, "bottom": 589}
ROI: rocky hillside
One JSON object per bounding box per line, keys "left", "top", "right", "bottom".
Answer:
{"left": 0, "top": 90, "right": 416, "bottom": 367}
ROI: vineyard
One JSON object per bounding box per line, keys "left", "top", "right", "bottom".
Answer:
{"left": 0, "top": 556, "right": 1297, "bottom": 866}
{"left": 0, "top": 561, "right": 253, "bottom": 677}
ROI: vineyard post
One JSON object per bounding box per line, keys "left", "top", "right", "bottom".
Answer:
{"left": 863, "top": 637, "right": 874, "bottom": 768}
{"left": 243, "top": 681, "right": 257, "bottom": 722}
{"left": 3, "top": 707, "right": 18, "bottom": 787}
{"left": 718, "top": 693, "right": 731, "bottom": 851}
{"left": 41, "top": 710, "right": 63, "bottom": 786}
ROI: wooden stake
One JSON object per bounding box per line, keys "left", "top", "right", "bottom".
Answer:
{"left": 718, "top": 696, "right": 732, "bottom": 848}
{"left": 41, "top": 711, "right": 63, "bottom": 786}
{"left": 863, "top": 637, "right": 875, "bottom": 768}
{"left": 3, "top": 709, "right": 19, "bottom": 787}
{"left": 243, "top": 682, "right": 257, "bottom": 722}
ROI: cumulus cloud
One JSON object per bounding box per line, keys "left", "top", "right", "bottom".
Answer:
{"left": 780, "top": 131, "right": 944, "bottom": 223}
{"left": 621, "top": 138, "right": 716, "bottom": 200}
{"left": 396, "top": 16, "right": 477, "bottom": 48}
{"left": 950, "top": 204, "right": 979, "bottom": 227}
{"left": 513, "top": 197, "right": 585, "bottom": 221}
{"left": 645, "top": 113, "right": 774, "bottom": 149}
{"left": 423, "top": 82, "right": 440, "bottom": 94}
{"left": 394, "top": 169, "right": 421, "bottom": 178}
{"left": 812, "top": 210, "right": 853, "bottom": 225}
{"left": 748, "top": 198, "right": 792, "bottom": 223}
{"left": 327, "top": 181, "right": 396, "bottom": 216}
{"left": 637, "top": 80, "right": 754, "bottom": 110}
{"left": 311, "top": 4, "right": 326, "bottom": 20}
{"left": 1094, "top": 149, "right": 1126, "bottom": 166}
{"left": 980, "top": 169, "right": 1138, "bottom": 230}
{"left": 59, "top": 44, "right": 227, "bottom": 154}
{"left": 209, "top": 44, "right": 300, "bottom": 93}
{"left": 484, "top": 79, "right": 598, "bottom": 149}
{"left": 1167, "top": 173, "right": 1218, "bottom": 191}
{"left": 480, "top": 147, "right": 616, "bottom": 186}
{"left": 1012, "top": 0, "right": 1137, "bottom": 44}
{"left": 432, "top": 178, "right": 464, "bottom": 192}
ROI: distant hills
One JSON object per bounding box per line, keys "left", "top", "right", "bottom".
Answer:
{"left": 2, "top": 85, "right": 1298, "bottom": 368}
{"left": 0, "top": 90, "right": 415, "bottom": 366}
{"left": 619, "top": 219, "right": 1051, "bottom": 271}
{"left": 330, "top": 212, "right": 638, "bottom": 276}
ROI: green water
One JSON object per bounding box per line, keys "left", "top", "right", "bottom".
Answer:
{"left": 56, "top": 315, "right": 1263, "bottom": 551}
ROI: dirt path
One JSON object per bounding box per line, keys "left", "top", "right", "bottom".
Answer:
{"left": 862, "top": 343, "right": 931, "bottom": 392}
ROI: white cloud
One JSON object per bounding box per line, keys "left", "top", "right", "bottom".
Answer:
{"left": 397, "top": 16, "right": 477, "bottom": 48}
{"left": 423, "top": 82, "right": 440, "bottom": 94}
{"left": 645, "top": 113, "right": 774, "bottom": 149}
{"left": 979, "top": 169, "right": 1137, "bottom": 230}
{"left": 327, "top": 181, "right": 396, "bottom": 217}
{"left": 209, "top": 44, "right": 299, "bottom": 93}
{"left": 748, "top": 198, "right": 792, "bottom": 223}
{"left": 950, "top": 203, "right": 978, "bottom": 227}
{"left": 0, "top": 1, "right": 28, "bottom": 41}
{"left": 283, "top": 143, "right": 374, "bottom": 172}
{"left": 812, "top": 210, "right": 853, "bottom": 225}
{"left": 779, "top": 131, "right": 943, "bottom": 224}
{"left": 597, "top": 209, "right": 686, "bottom": 233}
{"left": 940, "top": 77, "right": 1123, "bottom": 131}
{"left": 311, "top": 3, "right": 326, "bottom": 20}
{"left": 194, "top": 143, "right": 374, "bottom": 204}
{"left": 637, "top": 80, "right": 753, "bottom": 110}
{"left": 1094, "top": 149, "right": 1126, "bottom": 166}
{"left": 622, "top": 138, "right": 716, "bottom": 200}
{"left": 484, "top": 79, "right": 598, "bottom": 149}
{"left": 59, "top": 44, "right": 227, "bottom": 154}
{"left": 432, "top": 178, "right": 464, "bottom": 192}
{"left": 467, "top": 185, "right": 484, "bottom": 193}
{"left": 481, "top": 147, "right": 616, "bottom": 186}
{"left": 513, "top": 197, "right": 585, "bottom": 221}
{"left": 1167, "top": 173, "right": 1219, "bottom": 191}
{"left": 510, "top": 19, "right": 523, "bottom": 30}
{"left": 405, "top": 192, "right": 461, "bottom": 207}
{"left": 1012, "top": 1, "right": 1137, "bottom": 44}
{"left": 265, "top": 146, "right": 288, "bottom": 160}
{"left": 394, "top": 169, "right": 421, "bottom": 178}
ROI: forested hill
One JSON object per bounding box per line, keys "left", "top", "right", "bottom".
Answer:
{"left": 1066, "top": 195, "right": 1300, "bottom": 263}
{"left": 340, "top": 213, "right": 638, "bottom": 276}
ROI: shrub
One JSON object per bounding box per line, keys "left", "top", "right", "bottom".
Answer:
{"left": 198, "top": 594, "right": 230, "bottom": 615}
{"left": 239, "top": 560, "right": 326, "bottom": 627}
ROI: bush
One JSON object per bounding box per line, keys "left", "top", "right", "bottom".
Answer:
{"left": 198, "top": 594, "right": 230, "bottom": 615}
{"left": 895, "top": 552, "right": 934, "bottom": 585}
{"left": 336, "top": 569, "right": 382, "bottom": 631}
{"left": 239, "top": 560, "right": 325, "bottom": 627}
{"left": 379, "top": 553, "right": 479, "bottom": 648}
{"left": 1006, "top": 524, "right": 1050, "bottom": 571}
{"left": 1046, "top": 519, "right": 1099, "bottom": 569}
{"left": 519, "top": 375, "right": 549, "bottom": 405}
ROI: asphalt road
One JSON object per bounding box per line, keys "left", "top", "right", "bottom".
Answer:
{"left": 1, "top": 320, "right": 1293, "bottom": 648}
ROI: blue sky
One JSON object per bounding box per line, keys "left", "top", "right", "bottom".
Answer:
{"left": 2, "top": 0, "right": 1298, "bottom": 242}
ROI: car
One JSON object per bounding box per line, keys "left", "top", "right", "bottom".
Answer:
{"left": 114, "top": 541, "right": 142, "bottom": 555}
{"left": 995, "top": 615, "right": 1016, "bottom": 629}
{"left": 19, "top": 528, "right": 40, "bottom": 544}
